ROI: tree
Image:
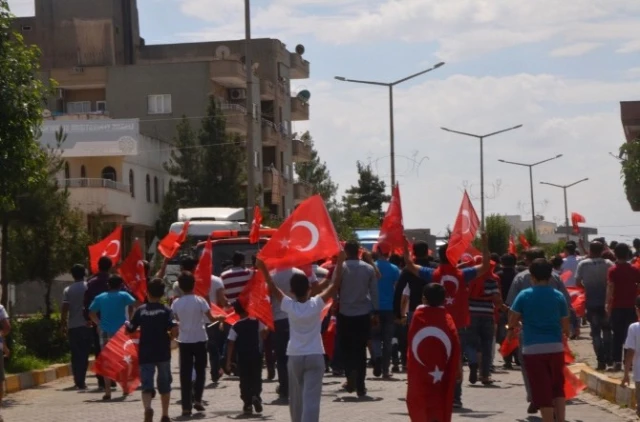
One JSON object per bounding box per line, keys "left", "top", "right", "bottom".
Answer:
{"left": 294, "top": 131, "right": 338, "bottom": 202}
{"left": 484, "top": 214, "right": 511, "bottom": 254}
{"left": 343, "top": 161, "right": 390, "bottom": 217}
{"left": 523, "top": 227, "right": 540, "bottom": 246}
{"left": 7, "top": 128, "right": 89, "bottom": 316}
{"left": 0, "top": 1, "right": 51, "bottom": 307}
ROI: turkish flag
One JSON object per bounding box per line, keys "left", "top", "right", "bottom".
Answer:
{"left": 564, "top": 366, "right": 586, "bottom": 400}
{"left": 563, "top": 337, "right": 575, "bottom": 364}
{"left": 519, "top": 234, "right": 530, "bottom": 249}
{"left": 88, "top": 226, "right": 123, "bottom": 274}
{"left": 499, "top": 328, "right": 520, "bottom": 358}
{"left": 508, "top": 235, "right": 517, "bottom": 255}
{"left": 258, "top": 195, "right": 340, "bottom": 269}
{"left": 567, "top": 287, "right": 586, "bottom": 317}
{"left": 321, "top": 298, "right": 333, "bottom": 320}
{"left": 118, "top": 239, "right": 147, "bottom": 302}
{"left": 157, "top": 221, "right": 190, "bottom": 259}
{"left": 378, "top": 183, "right": 404, "bottom": 251}
{"left": 406, "top": 305, "right": 460, "bottom": 422}
{"left": 210, "top": 303, "right": 240, "bottom": 325}
{"left": 561, "top": 271, "right": 573, "bottom": 283}
{"left": 571, "top": 212, "right": 586, "bottom": 234}
{"left": 447, "top": 191, "right": 479, "bottom": 265}
{"left": 193, "top": 238, "right": 212, "bottom": 299}
{"left": 238, "top": 272, "right": 274, "bottom": 331}
{"left": 249, "top": 205, "right": 262, "bottom": 244}
{"left": 322, "top": 317, "right": 336, "bottom": 359}
{"left": 92, "top": 327, "right": 141, "bottom": 394}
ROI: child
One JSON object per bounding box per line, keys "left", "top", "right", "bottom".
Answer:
{"left": 256, "top": 252, "right": 345, "bottom": 422}
{"left": 171, "top": 271, "right": 221, "bottom": 417}
{"left": 225, "top": 300, "right": 268, "bottom": 415}
{"left": 126, "top": 278, "right": 178, "bottom": 422}
{"left": 89, "top": 275, "right": 136, "bottom": 400}
{"left": 621, "top": 295, "right": 640, "bottom": 418}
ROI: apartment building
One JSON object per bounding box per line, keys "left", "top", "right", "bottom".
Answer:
{"left": 13, "top": 0, "right": 312, "bottom": 220}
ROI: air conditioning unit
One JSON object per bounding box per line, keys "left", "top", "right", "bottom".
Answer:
{"left": 229, "top": 88, "right": 246, "bottom": 100}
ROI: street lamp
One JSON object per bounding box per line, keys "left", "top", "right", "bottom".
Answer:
{"left": 334, "top": 62, "right": 445, "bottom": 188}
{"left": 498, "top": 154, "right": 563, "bottom": 235}
{"left": 440, "top": 124, "right": 523, "bottom": 230}
{"left": 539, "top": 178, "right": 589, "bottom": 240}
{"left": 244, "top": 0, "right": 256, "bottom": 212}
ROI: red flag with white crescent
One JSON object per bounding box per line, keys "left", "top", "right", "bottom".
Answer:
{"left": 118, "top": 239, "right": 147, "bottom": 302}
{"left": 447, "top": 191, "right": 479, "bottom": 265}
{"left": 157, "top": 221, "right": 190, "bottom": 259}
{"left": 249, "top": 205, "right": 263, "bottom": 244}
{"left": 92, "top": 327, "right": 140, "bottom": 394}
{"left": 88, "top": 226, "right": 123, "bottom": 274}
{"left": 238, "top": 271, "right": 274, "bottom": 331}
{"left": 508, "top": 235, "right": 517, "bottom": 255}
{"left": 194, "top": 238, "right": 212, "bottom": 299}
{"left": 519, "top": 234, "right": 530, "bottom": 249}
{"left": 571, "top": 212, "right": 586, "bottom": 234}
{"left": 378, "top": 183, "right": 404, "bottom": 251}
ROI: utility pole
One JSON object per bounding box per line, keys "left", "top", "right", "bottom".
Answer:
{"left": 244, "top": 0, "right": 256, "bottom": 214}
{"left": 540, "top": 178, "right": 589, "bottom": 240}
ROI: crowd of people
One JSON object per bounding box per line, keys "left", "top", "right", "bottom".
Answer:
{"left": 54, "top": 234, "right": 640, "bottom": 422}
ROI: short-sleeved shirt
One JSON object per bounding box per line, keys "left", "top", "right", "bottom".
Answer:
{"left": 560, "top": 255, "right": 582, "bottom": 287}
{"left": 511, "top": 285, "right": 569, "bottom": 355}
{"left": 281, "top": 295, "right": 325, "bottom": 356}
{"left": 127, "top": 303, "right": 177, "bottom": 364}
{"left": 228, "top": 317, "right": 265, "bottom": 358}
{"left": 469, "top": 278, "right": 500, "bottom": 317}
{"left": 576, "top": 258, "right": 614, "bottom": 308}
{"left": 270, "top": 268, "right": 317, "bottom": 321}
{"left": 220, "top": 267, "right": 254, "bottom": 302}
{"left": 89, "top": 291, "right": 136, "bottom": 335}
{"left": 209, "top": 275, "right": 225, "bottom": 305}
{"left": 418, "top": 266, "right": 477, "bottom": 284}
{"left": 63, "top": 281, "right": 88, "bottom": 329}
{"left": 171, "top": 294, "right": 210, "bottom": 343}
{"left": 624, "top": 322, "right": 640, "bottom": 381}
{"left": 608, "top": 263, "right": 640, "bottom": 309}
{"left": 375, "top": 260, "right": 400, "bottom": 311}
{"left": 339, "top": 260, "right": 379, "bottom": 317}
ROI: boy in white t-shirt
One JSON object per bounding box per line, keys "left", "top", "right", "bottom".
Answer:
{"left": 621, "top": 295, "right": 640, "bottom": 417}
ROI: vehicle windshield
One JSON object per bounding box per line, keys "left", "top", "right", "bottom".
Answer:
{"left": 195, "top": 240, "right": 268, "bottom": 275}
{"left": 360, "top": 241, "right": 376, "bottom": 251}
{"left": 166, "top": 236, "right": 210, "bottom": 265}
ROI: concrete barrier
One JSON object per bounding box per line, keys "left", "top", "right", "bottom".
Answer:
{"left": 2, "top": 358, "right": 96, "bottom": 394}
{"left": 572, "top": 362, "right": 637, "bottom": 410}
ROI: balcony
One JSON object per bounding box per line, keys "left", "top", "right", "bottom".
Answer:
{"left": 50, "top": 66, "right": 107, "bottom": 89}
{"left": 210, "top": 60, "right": 246, "bottom": 88}
{"left": 291, "top": 97, "right": 310, "bottom": 121}
{"left": 289, "top": 53, "right": 310, "bottom": 79}
{"left": 60, "top": 178, "right": 132, "bottom": 217}
{"left": 293, "top": 181, "right": 312, "bottom": 204}
{"left": 262, "top": 167, "right": 283, "bottom": 195}
{"left": 46, "top": 111, "right": 110, "bottom": 120}
{"left": 260, "top": 80, "right": 276, "bottom": 100}
{"left": 220, "top": 103, "right": 247, "bottom": 134}
{"left": 261, "top": 119, "right": 282, "bottom": 147}
{"left": 292, "top": 139, "right": 312, "bottom": 163}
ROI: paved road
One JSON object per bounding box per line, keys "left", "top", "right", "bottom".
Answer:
{"left": 1, "top": 354, "right": 634, "bottom": 422}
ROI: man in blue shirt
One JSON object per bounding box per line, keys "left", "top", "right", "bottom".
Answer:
{"left": 372, "top": 244, "right": 400, "bottom": 378}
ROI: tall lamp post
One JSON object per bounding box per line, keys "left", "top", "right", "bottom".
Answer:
{"left": 498, "top": 154, "right": 563, "bottom": 235}
{"left": 334, "top": 62, "right": 445, "bottom": 188}
{"left": 244, "top": 0, "right": 256, "bottom": 211}
{"left": 539, "top": 178, "right": 589, "bottom": 240}
{"left": 440, "top": 125, "right": 523, "bottom": 230}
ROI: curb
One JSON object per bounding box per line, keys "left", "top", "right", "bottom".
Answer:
{"left": 4, "top": 358, "right": 96, "bottom": 394}
{"left": 571, "top": 363, "right": 636, "bottom": 411}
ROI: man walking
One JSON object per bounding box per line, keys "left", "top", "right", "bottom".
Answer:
{"left": 372, "top": 244, "right": 400, "bottom": 378}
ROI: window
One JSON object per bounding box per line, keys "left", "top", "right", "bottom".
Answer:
{"left": 101, "top": 166, "right": 116, "bottom": 181}
{"left": 96, "top": 101, "right": 107, "bottom": 112}
{"left": 21, "top": 25, "right": 31, "bottom": 32}
{"left": 147, "top": 94, "right": 172, "bottom": 115}
{"left": 145, "top": 175, "right": 151, "bottom": 202}
{"left": 67, "top": 101, "right": 91, "bottom": 114}
{"left": 153, "top": 176, "right": 159, "bottom": 204}
{"left": 80, "top": 165, "right": 86, "bottom": 186}
{"left": 129, "top": 169, "right": 135, "bottom": 197}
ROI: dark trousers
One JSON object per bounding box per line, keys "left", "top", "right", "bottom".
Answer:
{"left": 586, "top": 307, "right": 612, "bottom": 365}
{"left": 238, "top": 354, "right": 263, "bottom": 406}
{"left": 206, "top": 324, "right": 224, "bottom": 382}
{"left": 91, "top": 326, "right": 105, "bottom": 388}
{"left": 68, "top": 326, "right": 92, "bottom": 388}
{"left": 371, "top": 311, "right": 395, "bottom": 375}
{"left": 179, "top": 342, "right": 207, "bottom": 411}
{"left": 391, "top": 321, "right": 407, "bottom": 368}
{"left": 337, "top": 313, "right": 371, "bottom": 393}
{"left": 611, "top": 307, "right": 637, "bottom": 363}
{"left": 263, "top": 332, "right": 276, "bottom": 377}
{"left": 273, "top": 319, "right": 290, "bottom": 396}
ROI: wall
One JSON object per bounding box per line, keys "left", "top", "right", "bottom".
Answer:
{"left": 11, "top": 280, "right": 72, "bottom": 316}
{"left": 106, "top": 62, "right": 210, "bottom": 142}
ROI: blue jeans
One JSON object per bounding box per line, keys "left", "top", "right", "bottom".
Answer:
{"left": 68, "top": 326, "right": 92, "bottom": 388}
{"left": 586, "top": 307, "right": 612, "bottom": 364}
{"left": 467, "top": 316, "right": 495, "bottom": 378}
{"left": 454, "top": 327, "right": 468, "bottom": 403}
{"left": 371, "top": 311, "right": 395, "bottom": 375}
{"left": 140, "top": 361, "right": 173, "bottom": 395}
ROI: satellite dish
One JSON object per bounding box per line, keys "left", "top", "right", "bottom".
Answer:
{"left": 215, "top": 45, "right": 231, "bottom": 59}
{"left": 296, "top": 89, "right": 311, "bottom": 103}
{"left": 295, "top": 44, "right": 305, "bottom": 55}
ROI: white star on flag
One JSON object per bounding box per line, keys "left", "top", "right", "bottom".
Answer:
{"left": 123, "top": 355, "right": 132, "bottom": 365}
{"left": 279, "top": 238, "right": 290, "bottom": 249}
{"left": 429, "top": 366, "right": 444, "bottom": 384}
{"left": 445, "top": 296, "right": 455, "bottom": 305}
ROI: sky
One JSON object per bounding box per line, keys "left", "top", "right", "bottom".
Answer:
{"left": 8, "top": 0, "right": 640, "bottom": 240}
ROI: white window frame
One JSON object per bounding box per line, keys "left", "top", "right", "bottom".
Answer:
{"left": 66, "top": 101, "right": 91, "bottom": 114}
{"left": 147, "top": 94, "right": 172, "bottom": 115}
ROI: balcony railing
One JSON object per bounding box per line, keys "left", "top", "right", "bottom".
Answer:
{"left": 59, "top": 178, "right": 130, "bottom": 193}
{"left": 291, "top": 97, "right": 310, "bottom": 121}
{"left": 220, "top": 103, "right": 248, "bottom": 134}
{"left": 261, "top": 118, "right": 281, "bottom": 147}
{"left": 289, "top": 53, "right": 310, "bottom": 79}
{"left": 292, "top": 139, "right": 312, "bottom": 162}
{"left": 260, "top": 80, "right": 276, "bottom": 99}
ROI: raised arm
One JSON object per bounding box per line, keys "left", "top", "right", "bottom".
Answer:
{"left": 256, "top": 259, "right": 285, "bottom": 303}
{"left": 473, "top": 232, "right": 490, "bottom": 277}
{"left": 403, "top": 237, "right": 420, "bottom": 276}
{"left": 319, "top": 251, "right": 346, "bottom": 303}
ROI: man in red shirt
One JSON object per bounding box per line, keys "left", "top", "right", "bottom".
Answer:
{"left": 607, "top": 243, "right": 640, "bottom": 371}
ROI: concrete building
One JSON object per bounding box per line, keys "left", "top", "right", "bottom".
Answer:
{"left": 12, "top": 0, "right": 312, "bottom": 218}
{"left": 505, "top": 215, "right": 598, "bottom": 244}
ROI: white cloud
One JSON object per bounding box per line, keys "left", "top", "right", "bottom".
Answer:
{"left": 550, "top": 42, "right": 602, "bottom": 57}
{"left": 626, "top": 67, "right": 640, "bottom": 79}
{"left": 617, "top": 39, "right": 640, "bottom": 53}
{"left": 176, "top": 0, "right": 640, "bottom": 61}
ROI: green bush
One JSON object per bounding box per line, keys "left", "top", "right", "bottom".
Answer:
{"left": 17, "top": 313, "right": 69, "bottom": 361}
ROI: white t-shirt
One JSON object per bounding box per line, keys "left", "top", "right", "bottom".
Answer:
{"left": 281, "top": 295, "right": 325, "bottom": 356}
{"left": 402, "top": 285, "right": 410, "bottom": 297}
{"left": 209, "top": 275, "right": 224, "bottom": 305}
{"left": 624, "top": 322, "right": 640, "bottom": 381}
{"left": 561, "top": 255, "right": 582, "bottom": 287}
{"left": 171, "top": 294, "right": 210, "bottom": 343}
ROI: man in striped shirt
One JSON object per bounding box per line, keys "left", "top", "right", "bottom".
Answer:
{"left": 220, "top": 252, "right": 254, "bottom": 303}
